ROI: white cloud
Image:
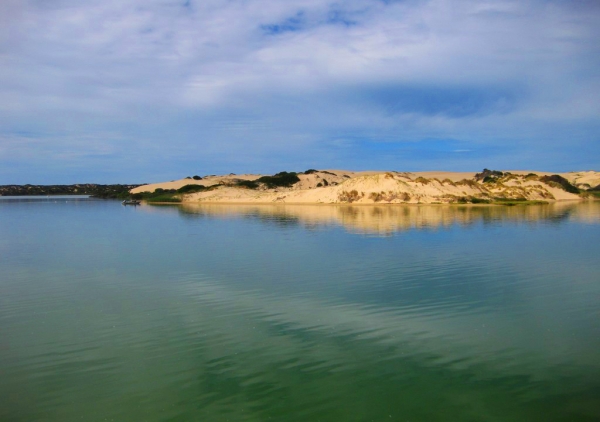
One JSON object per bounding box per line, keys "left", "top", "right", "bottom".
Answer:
{"left": 1, "top": 0, "right": 599, "bottom": 181}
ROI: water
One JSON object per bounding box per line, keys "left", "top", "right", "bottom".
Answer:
{"left": 1, "top": 199, "right": 599, "bottom": 421}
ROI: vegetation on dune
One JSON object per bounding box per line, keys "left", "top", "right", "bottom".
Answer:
{"left": 539, "top": 175, "right": 580, "bottom": 194}
{"left": 301, "top": 169, "right": 337, "bottom": 176}
{"left": 176, "top": 184, "right": 219, "bottom": 194}
{"left": 369, "top": 191, "right": 411, "bottom": 202}
{"left": 338, "top": 190, "right": 365, "bottom": 203}
{"left": 414, "top": 177, "right": 431, "bottom": 184}
{"left": 475, "top": 169, "right": 505, "bottom": 182}
{"left": 455, "top": 179, "right": 480, "bottom": 188}
{"left": 231, "top": 171, "right": 301, "bottom": 189}
{"left": 131, "top": 188, "right": 181, "bottom": 203}
{"left": 234, "top": 180, "right": 260, "bottom": 189}
{"left": 130, "top": 183, "right": 221, "bottom": 202}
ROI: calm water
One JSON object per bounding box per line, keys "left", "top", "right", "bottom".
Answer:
{"left": 1, "top": 198, "right": 599, "bottom": 421}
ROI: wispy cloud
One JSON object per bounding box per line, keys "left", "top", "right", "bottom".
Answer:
{"left": 0, "top": 0, "right": 599, "bottom": 182}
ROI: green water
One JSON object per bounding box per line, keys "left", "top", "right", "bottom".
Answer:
{"left": 1, "top": 198, "right": 599, "bottom": 421}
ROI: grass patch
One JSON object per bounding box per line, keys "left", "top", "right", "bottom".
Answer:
{"left": 455, "top": 179, "right": 480, "bottom": 188}
{"left": 131, "top": 188, "right": 181, "bottom": 203}
{"left": 494, "top": 200, "right": 549, "bottom": 206}
{"left": 582, "top": 190, "right": 600, "bottom": 199}
{"left": 414, "top": 177, "right": 431, "bottom": 184}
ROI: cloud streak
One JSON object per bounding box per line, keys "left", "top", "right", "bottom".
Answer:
{"left": 0, "top": 0, "right": 599, "bottom": 182}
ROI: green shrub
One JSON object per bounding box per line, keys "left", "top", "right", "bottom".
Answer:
{"left": 234, "top": 180, "right": 259, "bottom": 189}
{"left": 177, "top": 184, "right": 205, "bottom": 193}
{"left": 192, "top": 175, "right": 202, "bottom": 180}
{"left": 475, "top": 169, "right": 504, "bottom": 181}
{"left": 256, "top": 172, "right": 300, "bottom": 188}
{"left": 131, "top": 188, "right": 181, "bottom": 202}
{"left": 539, "top": 175, "right": 580, "bottom": 194}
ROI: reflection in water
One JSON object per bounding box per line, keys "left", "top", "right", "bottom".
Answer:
{"left": 162, "top": 201, "right": 600, "bottom": 235}
{"left": 1, "top": 200, "right": 599, "bottom": 421}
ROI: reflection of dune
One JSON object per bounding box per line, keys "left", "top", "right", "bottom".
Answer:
{"left": 174, "top": 202, "right": 600, "bottom": 235}
{"left": 555, "top": 201, "right": 600, "bottom": 224}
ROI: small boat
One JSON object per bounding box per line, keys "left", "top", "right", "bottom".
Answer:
{"left": 122, "top": 199, "right": 141, "bottom": 205}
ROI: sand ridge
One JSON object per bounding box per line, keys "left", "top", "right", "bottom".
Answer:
{"left": 130, "top": 169, "right": 599, "bottom": 204}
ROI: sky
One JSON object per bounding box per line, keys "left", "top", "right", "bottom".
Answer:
{"left": 1, "top": 0, "right": 599, "bottom": 184}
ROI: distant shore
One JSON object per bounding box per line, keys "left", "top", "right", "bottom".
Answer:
{"left": 0, "top": 184, "right": 141, "bottom": 198}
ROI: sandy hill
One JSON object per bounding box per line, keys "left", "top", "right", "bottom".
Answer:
{"left": 130, "top": 169, "right": 600, "bottom": 204}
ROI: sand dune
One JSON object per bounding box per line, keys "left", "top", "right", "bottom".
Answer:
{"left": 130, "top": 169, "right": 599, "bottom": 204}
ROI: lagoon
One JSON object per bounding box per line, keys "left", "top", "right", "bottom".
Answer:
{"left": 1, "top": 198, "right": 599, "bottom": 421}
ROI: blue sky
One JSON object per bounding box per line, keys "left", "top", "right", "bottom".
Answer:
{"left": 1, "top": 0, "right": 599, "bottom": 183}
